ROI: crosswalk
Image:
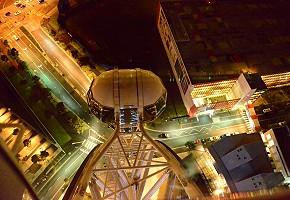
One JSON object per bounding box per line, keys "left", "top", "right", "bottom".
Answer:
{"left": 80, "top": 136, "right": 102, "bottom": 154}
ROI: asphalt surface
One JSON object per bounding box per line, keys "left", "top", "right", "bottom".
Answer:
{"left": 36, "top": 149, "right": 87, "bottom": 200}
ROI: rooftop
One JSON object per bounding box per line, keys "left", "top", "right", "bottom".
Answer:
{"left": 160, "top": 0, "right": 290, "bottom": 84}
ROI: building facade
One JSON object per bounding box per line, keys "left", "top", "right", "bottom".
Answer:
{"left": 263, "top": 126, "right": 290, "bottom": 183}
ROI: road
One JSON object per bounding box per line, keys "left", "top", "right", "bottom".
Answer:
{"left": 35, "top": 131, "right": 103, "bottom": 200}
{"left": 36, "top": 149, "right": 87, "bottom": 200}
{"left": 31, "top": 28, "right": 91, "bottom": 97}
{"left": 10, "top": 34, "right": 88, "bottom": 117}
{"left": 146, "top": 110, "right": 248, "bottom": 148}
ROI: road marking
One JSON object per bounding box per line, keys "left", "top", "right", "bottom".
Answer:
{"left": 36, "top": 149, "right": 80, "bottom": 194}
{"left": 65, "top": 152, "right": 85, "bottom": 172}
{"left": 48, "top": 187, "right": 52, "bottom": 191}
{"left": 56, "top": 177, "right": 60, "bottom": 181}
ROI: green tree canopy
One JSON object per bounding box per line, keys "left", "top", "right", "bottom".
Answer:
{"left": 185, "top": 141, "right": 196, "bottom": 150}
{"left": 23, "top": 139, "right": 31, "bottom": 147}
{"left": 40, "top": 150, "right": 49, "bottom": 158}
{"left": 31, "top": 154, "right": 40, "bottom": 163}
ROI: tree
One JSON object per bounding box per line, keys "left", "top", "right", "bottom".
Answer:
{"left": 40, "top": 150, "right": 49, "bottom": 158}
{"left": 50, "top": 29, "right": 56, "bottom": 36}
{"left": 11, "top": 48, "right": 19, "bottom": 57}
{"left": 56, "top": 102, "right": 66, "bottom": 114}
{"left": 12, "top": 128, "right": 19, "bottom": 135}
{"left": 68, "top": 118, "right": 89, "bottom": 134}
{"left": 71, "top": 50, "right": 79, "bottom": 59}
{"left": 185, "top": 141, "right": 196, "bottom": 150}
{"left": 79, "top": 56, "right": 91, "bottom": 66}
{"left": 23, "top": 139, "right": 31, "bottom": 147}
{"left": 8, "top": 66, "right": 16, "bottom": 74}
{"left": 31, "top": 154, "right": 40, "bottom": 163}
{"left": 32, "top": 75, "right": 40, "bottom": 83}
{"left": 18, "top": 61, "right": 26, "bottom": 70}
{"left": 44, "top": 109, "right": 54, "bottom": 119}
{"left": 1, "top": 55, "right": 8, "bottom": 62}
{"left": 3, "top": 39, "right": 8, "bottom": 46}
{"left": 19, "top": 79, "right": 28, "bottom": 85}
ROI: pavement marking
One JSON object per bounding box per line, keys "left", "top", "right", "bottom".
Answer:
{"left": 48, "top": 187, "right": 52, "bottom": 191}
{"left": 37, "top": 149, "right": 80, "bottom": 194}
{"left": 65, "top": 152, "right": 85, "bottom": 172}
{"left": 56, "top": 177, "right": 60, "bottom": 181}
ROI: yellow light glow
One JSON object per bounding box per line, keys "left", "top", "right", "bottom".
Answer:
{"left": 213, "top": 189, "right": 224, "bottom": 195}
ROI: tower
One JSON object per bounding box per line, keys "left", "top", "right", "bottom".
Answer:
{"left": 64, "top": 68, "right": 203, "bottom": 199}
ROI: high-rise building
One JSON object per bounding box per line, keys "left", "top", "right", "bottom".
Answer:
{"left": 157, "top": 1, "right": 290, "bottom": 116}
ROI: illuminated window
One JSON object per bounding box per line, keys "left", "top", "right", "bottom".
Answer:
{"left": 269, "top": 140, "right": 274, "bottom": 147}
{"left": 266, "top": 134, "right": 272, "bottom": 140}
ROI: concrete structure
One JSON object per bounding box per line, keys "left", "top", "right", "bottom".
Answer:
{"left": 67, "top": 69, "right": 204, "bottom": 200}
{"left": 208, "top": 133, "right": 284, "bottom": 193}
{"left": 263, "top": 126, "right": 290, "bottom": 183}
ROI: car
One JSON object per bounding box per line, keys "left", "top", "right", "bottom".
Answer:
{"left": 278, "top": 121, "right": 286, "bottom": 126}
{"left": 15, "top": 3, "right": 22, "bottom": 8}
{"left": 61, "top": 184, "right": 69, "bottom": 192}
{"left": 158, "top": 133, "right": 169, "bottom": 138}
{"left": 14, "top": 10, "right": 21, "bottom": 15}
{"left": 38, "top": 0, "right": 44, "bottom": 3}
{"left": 26, "top": 0, "right": 32, "bottom": 2}
{"left": 12, "top": 35, "right": 19, "bottom": 41}
{"left": 20, "top": 4, "right": 26, "bottom": 9}
{"left": 263, "top": 108, "right": 272, "bottom": 113}
{"left": 14, "top": 0, "right": 21, "bottom": 5}
{"left": 268, "top": 121, "right": 287, "bottom": 129}
{"left": 5, "top": 12, "right": 11, "bottom": 16}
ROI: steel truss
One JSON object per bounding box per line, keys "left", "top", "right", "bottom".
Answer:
{"left": 65, "top": 123, "right": 203, "bottom": 200}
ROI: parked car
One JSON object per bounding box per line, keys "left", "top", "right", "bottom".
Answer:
{"left": 278, "top": 121, "right": 286, "bottom": 126}
{"left": 15, "top": 3, "right": 22, "bottom": 8}
{"left": 158, "top": 133, "right": 169, "bottom": 138}
{"left": 263, "top": 108, "right": 272, "bottom": 113}
{"left": 12, "top": 35, "right": 19, "bottom": 41}
{"left": 14, "top": 0, "right": 21, "bottom": 5}
{"left": 14, "top": 10, "right": 21, "bottom": 15}
{"left": 268, "top": 121, "right": 287, "bottom": 129}
{"left": 20, "top": 4, "right": 26, "bottom": 9}
{"left": 38, "top": 0, "right": 44, "bottom": 3}
{"left": 5, "top": 12, "right": 11, "bottom": 16}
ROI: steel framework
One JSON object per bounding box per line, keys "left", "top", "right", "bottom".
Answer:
{"left": 64, "top": 69, "right": 203, "bottom": 199}
{"left": 64, "top": 122, "right": 203, "bottom": 200}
